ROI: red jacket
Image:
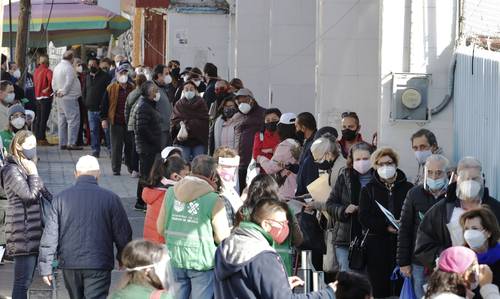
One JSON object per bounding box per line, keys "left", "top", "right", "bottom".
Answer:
{"left": 142, "top": 187, "right": 168, "bottom": 244}
{"left": 33, "top": 64, "right": 53, "bottom": 99}
{"left": 252, "top": 130, "right": 281, "bottom": 160}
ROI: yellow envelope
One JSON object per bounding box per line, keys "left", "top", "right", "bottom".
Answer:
{"left": 306, "top": 173, "right": 331, "bottom": 203}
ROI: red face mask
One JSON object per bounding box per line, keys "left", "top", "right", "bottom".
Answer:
{"left": 267, "top": 219, "right": 289, "bottom": 244}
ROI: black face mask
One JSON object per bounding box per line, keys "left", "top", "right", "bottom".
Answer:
{"left": 296, "top": 131, "right": 305, "bottom": 144}
{"left": 264, "top": 121, "right": 278, "bottom": 132}
{"left": 89, "top": 66, "right": 99, "bottom": 74}
{"left": 223, "top": 107, "right": 238, "bottom": 119}
{"left": 341, "top": 128, "right": 358, "bottom": 141}
{"left": 317, "top": 160, "right": 335, "bottom": 170}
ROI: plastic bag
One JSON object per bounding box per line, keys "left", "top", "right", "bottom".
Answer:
{"left": 391, "top": 266, "right": 417, "bottom": 299}
{"left": 246, "top": 158, "right": 259, "bottom": 187}
{"left": 177, "top": 121, "right": 188, "bottom": 142}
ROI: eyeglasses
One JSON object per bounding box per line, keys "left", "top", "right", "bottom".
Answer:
{"left": 342, "top": 111, "right": 359, "bottom": 118}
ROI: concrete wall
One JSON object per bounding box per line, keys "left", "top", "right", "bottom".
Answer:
{"left": 166, "top": 12, "right": 230, "bottom": 79}
{"left": 378, "top": 0, "right": 456, "bottom": 181}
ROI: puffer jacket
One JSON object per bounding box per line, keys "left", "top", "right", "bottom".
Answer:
{"left": 1, "top": 156, "right": 45, "bottom": 256}
{"left": 396, "top": 184, "right": 446, "bottom": 267}
{"left": 125, "top": 88, "right": 141, "bottom": 131}
{"left": 134, "top": 97, "right": 162, "bottom": 154}
{"left": 325, "top": 167, "right": 368, "bottom": 246}
{"left": 142, "top": 181, "right": 176, "bottom": 244}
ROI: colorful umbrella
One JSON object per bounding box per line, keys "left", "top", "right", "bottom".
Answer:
{"left": 2, "top": 0, "right": 131, "bottom": 47}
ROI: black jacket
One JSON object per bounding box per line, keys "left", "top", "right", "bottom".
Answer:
{"left": 295, "top": 134, "right": 318, "bottom": 196}
{"left": 203, "top": 79, "right": 218, "bottom": 108}
{"left": 39, "top": 176, "right": 132, "bottom": 275}
{"left": 397, "top": 184, "right": 446, "bottom": 267}
{"left": 1, "top": 157, "right": 45, "bottom": 256}
{"left": 414, "top": 182, "right": 500, "bottom": 268}
{"left": 134, "top": 97, "right": 162, "bottom": 154}
{"left": 83, "top": 70, "right": 111, "bottom": 111}
{"left": 358, "top": 169, "right": 413, "bottom": 298}
{"left": 326, "top": 167, "right": 366, "bottom": 246}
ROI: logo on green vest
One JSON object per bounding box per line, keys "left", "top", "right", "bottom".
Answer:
{"left": 187, "top": 202, "right": 199, "bottom": 215}
{"left": 174, "top": 200, "right": 185, "bottom": 212}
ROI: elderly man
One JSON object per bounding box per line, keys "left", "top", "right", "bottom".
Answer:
{"left": 415, "top": 157, "right": 500, "bottom": 269}
{"left": 397, "top": 154, "right": 449, "bottom": 298}
{"left": 52, "top": 50, "right": 82, "bottom": 150}
{"left": 39, "top": 155, "right": 132, "bottom": 299}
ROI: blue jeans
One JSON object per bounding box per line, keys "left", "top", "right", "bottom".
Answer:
{"left": 412, "top": 263, "right": 426, "bottom": 299}
{"left": 335, "top": 245, "right": 351, "bottom": 272}
{"left": 178, "top": 144, "right": 206, "bottom": 161}
{"left": 172, "top": 268, "right": 214, "bottom": 299}
{"left": 12, "top": 255, "right": 38, "bottom": 299}
{"left": 88, "top": 111, "right": 101, "bottom": 154}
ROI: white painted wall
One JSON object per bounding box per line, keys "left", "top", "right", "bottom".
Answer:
{"left": 98, "top": 0, "right": 121, "bottom": 15}
{"left": 315, "top": 0, "right": 381, "bottom": 143}
{"left": 166, "top": 12, "right": 230, "bottom": 79}
{"left": 379, "top": 0, "right": 456, "bottom": 181}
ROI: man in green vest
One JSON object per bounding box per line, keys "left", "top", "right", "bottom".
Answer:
{"left": 156, "top": 155, "right": 230, "bottom": 299}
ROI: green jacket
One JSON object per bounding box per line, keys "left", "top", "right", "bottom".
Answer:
{"left": 109, "top": 284, "right": 173, "bottom": 299}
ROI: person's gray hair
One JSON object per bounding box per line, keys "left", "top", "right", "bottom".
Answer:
{"left": 310, "top": 134, "right": 340, "bottom": 161}
{"left": 425, "top": 154, "right": 449, "bottom": 170}
{"left": 62, "top": 50, "right": 74, "bottom": 61}
{"left": 191, "top": 155, "right": 217, "bottom": 178}
{"left": 457, "top": 156, "right": 482, "bottom": 173}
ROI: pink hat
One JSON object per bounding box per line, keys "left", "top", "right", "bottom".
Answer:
{"left": 438, "top": 246, "right": 477, "bottom": 274}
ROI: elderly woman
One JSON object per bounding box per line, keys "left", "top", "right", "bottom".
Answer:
{"left": 460, "top": 207, "right": 500, "bottom": 287}
{"left": 358, "top": 147, "right": 413, "bottom": 298}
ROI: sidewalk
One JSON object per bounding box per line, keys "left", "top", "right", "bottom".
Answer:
{"left": 0, "top": 145, "right": 146, "bottom": 298}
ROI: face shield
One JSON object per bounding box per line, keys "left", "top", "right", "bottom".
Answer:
{"left": 125, "top": 247, "right": 175, "bottom": 293}
{"left": 217, "top": 156, "right": 240, "bottom": 188}
{"left": 456, "top": 168, "right": 484, "bottom": 202}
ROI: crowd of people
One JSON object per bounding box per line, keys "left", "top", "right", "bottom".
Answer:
{"left": 0, "top": 51, "right": 500, "bottom": 299}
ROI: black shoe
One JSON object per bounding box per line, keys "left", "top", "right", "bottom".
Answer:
{"left": 134, "top": 202, "right": 146, "bottom": 211}
{"left": 67, "top": 145, "right": 83, "bottom": 150}
{"left": 113, "top": 172, "right": 120, "bottom": 176}
{"left": 92, "top": 152, "right": 100, "bottom": 158}
{"left": 60, "top": 145, "right": 67, "bottom": 150}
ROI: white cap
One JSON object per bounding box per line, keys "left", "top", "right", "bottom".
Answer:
{"left": 25, "top": 110, "right": 35, "bottom": 120}
{"left": 279, "top": 112, "right": 297, "bottom": 125}
{"left": 76, "top": 155, "right": 100, "bottom": 173}
{"left": 161, "top": 146, "right": 183, "bottom": 160}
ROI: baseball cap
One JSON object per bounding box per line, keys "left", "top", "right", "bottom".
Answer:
{"left": 278, "top": 112, "right": 297, "bottom": 125}
{"left": 438, "top": 246, "right": 477, "bottom": 274}
{"left": 25, "top": 109, "right": 35, "bottom": 121}
{"left": 161, "top": 146, "right": 183, "bottom": 160}
{"left": 117, "top": 63, "right": 129, "bottom": 73}
{"left": 234, "top": 88, "right": 254, "bottom": 99}
{"left": 76, "top": 155, "right": 100, "bottom": 173}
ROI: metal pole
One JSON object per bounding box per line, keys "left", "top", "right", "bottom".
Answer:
{"left": 9, "top": 0, "right": 13, "bottom": 60}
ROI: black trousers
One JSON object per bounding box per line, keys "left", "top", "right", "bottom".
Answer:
{"left": 137, "top": 153, "right": 156, "bottom": 205}
{"left": 34, "top": 98, "right": 52, "bottom": 141}
{"left": 125, "top": 131, "right": 139, "bottom": 173}
{"left": 63, "top": 269, "right": 111, "bottom": 299}
{"left": 110, "top": 123, "right": 132, "bottom": 174}
{"left": 76, "top": 97, "right": 87, "bottom": 146}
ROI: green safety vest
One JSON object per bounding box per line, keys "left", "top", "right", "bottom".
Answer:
{"left": 164, "top": 187, "right": 219, "bottom": 271}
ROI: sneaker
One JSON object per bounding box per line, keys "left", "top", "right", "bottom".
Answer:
{"left": 134, "top": 202, "right": 147, "bottom": 211}
{"left": 67, "top": 145, "right": 83, "bottom": 150}
{"left": 130, "top": 171, "right": 140, "bottom": 178}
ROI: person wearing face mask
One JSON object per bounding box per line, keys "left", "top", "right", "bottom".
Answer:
{"left": 232, "top": 88, "right": 266, "bottom": 191}
{"left": 202, "top": 62, "right": 219, "bottom": 107}
{"left": 425, "top": 246, "right": 500, "bottom": 299}
{"left": 411, "top": 129, "right": 445, "bottom": 184}
{"left": 213, "top": 97, "right": 240, "bottom": 150}
{"left": 0, "top": 104, "right": 27, "bottom": 153}
{"left": 294, "top": 112, "right": 319, "bottom": 196}
{"left": 152, "top": 64, "right": 174, "bottom": 148}
{"left": 171, "top": 81, "right": 209, "bottom": 161}
{"left": 101, "top": 65, "right": 135, "bottom": 175}
{"left": 215, "top": 197, "right": 335, "bottom": 299}
{"left": 1, "top": 130, "right": 47, "bottom": 299}
{"left": 415, "top": 157, "right": 500, "bottom": 269}
{"left": 33, "top": 54, "right": 54, "bottom": 146}
{"left": 358, "top": 147, "right": 413, "bottom": 298}
{"left": 143, "top": 156, "right": 189, "bottom": 244}
{"left": 110, "top": 240, "right": 175, "bottom": 299}
{"left": 460, "top": 208, "right": 500, "bottom": 288}
{"left": 0, "top": 80, "right": 18, "bottom": 130}
{"left": 252, "top": 108, "right": 281, "bottom": 164}
{"left": 326, "top": 142, "right": 374, "bottom": 272}
{"left": 134, "top": 81, "right": 163, "bottom": 211}
{"left": 339, "top": 111, "right": 366, "bottom": 159}
{"left": 156, "top": 155, "right": 230, "bottom": 299}
{"left": 8, "top": 62, "right": 21, "bottom": 84}
{"left": 397, "top": 154, "right": 450, "bottom": 298}
{"left": 83, "top": 57, "right": 112, "bottom": 158}
{"left": 39, "top": 155, "right": 132, "bottom": 298}
{"left": 99, "top": 57, "right": 113, "bottom": 77}
{"left": 187, "top": 67, "right": 207, "bottom": 93}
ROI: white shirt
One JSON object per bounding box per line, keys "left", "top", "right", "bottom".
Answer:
{"left": 52, "top": 59, "right": 81, "bottom": 99}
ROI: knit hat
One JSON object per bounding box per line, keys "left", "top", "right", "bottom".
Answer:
{"left": 438, "top": 246, "right": 477, "bottom": 274}
{"left": 7, "top": 104, "right": 25, "bottom": 118}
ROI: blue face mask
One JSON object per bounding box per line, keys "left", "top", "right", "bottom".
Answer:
{"left": 426, "top": 177, "right": 447, "bottom": 191}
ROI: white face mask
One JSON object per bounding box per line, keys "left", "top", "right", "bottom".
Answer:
{"left": 193, "top": 80, "right": 201, "bottom": 87}
{"left": 377, "top": 165, "right": 396, "bottom": 180}
{"left": 76, "top": 65, "right": 83, "bottom": 73}
{"left": 353, "top": 160, "right": 371, "bottom": 175}
{"left": 126, "top": 253, "right": 171, "bottom": 289}
{"left": 11, "top": 117, "right": 25, "bottom": 129}
{"left": 464, "top": 229, "right": 487, "bottom": 250}
{"left": 118, "top": 74, "right": 128, "bottom": 84}
{"left": 5, "top": 92, "right": 15, "bottom": 103}
{"left": 163, "top": 74, "right": 172, "bottom": 84}
{"left": 238, "top": 102, "right": 252, "bottom": 114}
{"left": 184, "top": 91, "right": 195, "bottom": 100}
{"left": 458, "top": 180, "right": 482, "bottom": 199}
{"left": 153, "top": 92, "right": 161, "bottom": 102}
{"left": 12, "top": 69, "right": 21, "bottom": 79}
{"left": 415, "top": 149, "right": 432, "bottom": 165}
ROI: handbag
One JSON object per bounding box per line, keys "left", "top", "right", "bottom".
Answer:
{"left": 348, "top": 228, "right": 369, "bottom": 270}
{"left": 177, "top": 121, "right": 188, "bottom": 142}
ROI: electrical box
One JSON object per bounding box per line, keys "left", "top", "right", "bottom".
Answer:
{"left": 391, "top": 73, "right": 431, "bottom": 121}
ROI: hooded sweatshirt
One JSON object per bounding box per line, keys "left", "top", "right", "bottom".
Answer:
{"left": 214, "top": 221, "right": 335, "bottom": 299}
{"left": 142, "top": 179, "right": 177, "bottom": 244}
